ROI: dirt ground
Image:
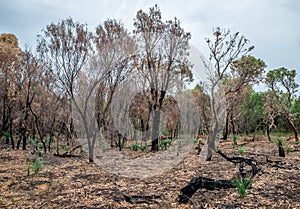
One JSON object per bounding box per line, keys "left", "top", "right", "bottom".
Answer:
{"left": 0, "top": 135, "right": 299, "bottom": 209}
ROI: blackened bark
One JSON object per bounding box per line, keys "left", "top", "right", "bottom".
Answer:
{"left": 179, "top": 150, "right": 260, "bottom": 203}
{"left": 278, "top": 146, "right": 285, "bottom": 157}
{"left": 223, "top": 113, "right": 229, "bottom": 140}
{"left": 151, "top": 110, "right": 160, "bottom": 152}
{"left": 178, "top": 177, "right": 234, "bottom": 203}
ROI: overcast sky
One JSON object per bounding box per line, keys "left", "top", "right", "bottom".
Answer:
{"left": 1, "top": 0, "right": 300, "bottom": 87}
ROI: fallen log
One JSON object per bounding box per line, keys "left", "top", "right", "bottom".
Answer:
{"left": 178, "top": 177, "right": 234, "bottom": 203}
{"left": 178, "top": 150, "right": 261, "bottom": 204}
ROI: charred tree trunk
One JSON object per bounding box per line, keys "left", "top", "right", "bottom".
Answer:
{"left": 266, "top": 125, "right": 272, "bottom": 142}
{"left": 222, "top": 113, "right": 229, "bottom": 140}
{"left": 150, "top": 89, "right": 166, "bottom": 152}
{"left": 151, "top": 110, "right": 160, "bottom": 152}
{"left": 278, "top": 146, "right": 285, "bottom": 157}
{"left": 230, "top": 112, "right": 236, "bottom": 135}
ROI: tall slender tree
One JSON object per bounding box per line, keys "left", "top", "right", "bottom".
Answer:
{"left": 200, "top": 28, "right": 255, "bottom": 161}
{"left": 134, "top": 5, "right": 192, "bottom": 151}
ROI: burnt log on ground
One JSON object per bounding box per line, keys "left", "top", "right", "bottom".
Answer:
{"left": 178, "top": 177, "right": 235, "bottom": 203}
{"left": 178, "top": 150, "right": 261, "bottom": 204}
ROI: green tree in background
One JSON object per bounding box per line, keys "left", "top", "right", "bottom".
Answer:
{"left": 265, "top": 67, "right": 299, "bottom": 141}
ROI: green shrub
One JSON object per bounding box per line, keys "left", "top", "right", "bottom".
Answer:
{"left": 120, "top": 140, "right": 127, "bottom": 149}
{"left": 191, "top": 138, "right": 197, "bottom": 144}
{"left": 232, "top": 135, "right": 239, "bottom": 145}
{"left": 33, "top": 158, "right": 44, "bottom": 177}
{"left": 285, "top": 147, "right": 292, "bottom": 153}
{"left": 11, "top": 195, "right": 15, "bottom": 204}
{"left": 2, "top": 132, "right": 10, "bottom": 139}
{"left": 131, "top": 144, "right": 147, "bottom": 152}
{"left": 237, "top": 146, "right": 246, "bottom": 155}
{"left": 159, "top": 138, "right": 172, "bottom": 150}
{"left": 139, "top": 145, "right": 147, "bottom": 152}
{"left": 26, "top": 158, "right": 44, "bottom": 177}
{"left": 232, "top": 177, "right": 252, "bottom": 198}
{"left": 274, "top": 138, "right": 283, "bottom": 147}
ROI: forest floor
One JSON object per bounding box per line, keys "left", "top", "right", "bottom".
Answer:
{"left": 0, "top": 135, "right": 299, "bottom": 209}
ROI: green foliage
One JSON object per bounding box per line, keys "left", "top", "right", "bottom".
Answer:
{"left": 61, "top": 143, "right": 69, "bottom": 150}
{"left": 266, "top": 68, "right": 298, "bottom": 100}
{"left": 131, "top": 144, "right": 147, "bottom": 152}
{"left": 29, "top": 137, "right": 43, "bottom": 156}
{"left": 285, "top": 147, "right": 292, "bottom": 153}
{"left": 160, "top": 127, "right": 169, "bottom": 136}
{"left": 237, "top": 146, "right": 246, "bottom": 155}
{"left": 131, "top": 144, "right": 139, "bottom": 151}
{"left": 120, "top": 140, "right": 127, "bottom": 149}
{"left": 232, "top": 135, "right": 239, "bottom": 145}
{"left": 232, "top": 177, "right": 252, "bottom": 198}
{"left": 11, "top": 194, "right": 15, "bottom": 204}
{"left": 274, "top": 138, "right": 283, "bottom": 147}
{"left": 191, "top": 138, "right": 198, "bottom": 143}
{"left": 26, "top": 158, "right": 44, "bottom": 177}
{"left": 240, "top": 91, "right": 265, "bottom": 132}
{"left": 139, "top": 145, "right": 147, "bottom": 152}
{"left": 33, "top": 158, "right": 44, "bottom": 176}
{"left": 159, "top": 138, "right": 172, "bottom": 150}
{"left": 2, "top": 132, "right": 10, "bottom": 139}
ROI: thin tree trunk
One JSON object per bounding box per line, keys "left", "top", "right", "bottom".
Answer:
{"left": 88, "top": 145, "right": 94, "bottom": 163}
{"left": 9, "top": 119, "right": 14, "bottom": 150}
{"left": 266, "top": 125, "right": 272, "bottom": 142}
{"left": 252, "top": 120, "right": 263, "bottom": 141}
{"left": 286, "top": 116, "right": 299, "bottom": 142}
{"left": 223, "top": 113, "right": 229, "bottom": 140}
{"left": 151, "top": 110, "right": 160, "bottom": 152}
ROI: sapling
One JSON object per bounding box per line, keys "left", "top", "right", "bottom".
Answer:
{"left": 237, "top": 146, "right": 246, "bottom": 155}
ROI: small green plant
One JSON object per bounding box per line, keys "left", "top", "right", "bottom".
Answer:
{"left": 139, "top": 145, "right": 147, "bottom": 152}
{"left": 131, "top": 144, "right": 139, "bottom": 151}
{"left": 159, "top": 138, "right": 172, "bottom": 150}
{"left": 237, "top": 146, "right": 246, "bottom": 155}
{"left": 33, "top": 158, "right": 44, "bottom": 176}
{"left": 192, "top": 138, "right": 197, "bottom": 144}
{"left": 2, "top": 132, "right": 10, "bottom": 140}
{"left": 131, "top": 144, "right": 147, "bottom": 152}
{"left": 273, "top": 138, "right": 285, "bottom": 157}
{"left": 120, "top": 140, "right": 127, "bottom": 149}
{"left": 232, "top": 135, "right": 239, "bottom": 146}
{"left": 11, "top": 194, "right": 15, "bottom": 204}
{"left": 232, "top": 177, "right": 252, "bottom": 198}
{"left": 274, "top": 138, "right": 283, "bottom": 147}
{"left": 294, "top": 140, "right": 300, "bottom": 146}
{"left": 61, "top": 143, "right": 69, "bottom": 150}
{"left": 285, "top": 147, "right": 292, "bottom": 153}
